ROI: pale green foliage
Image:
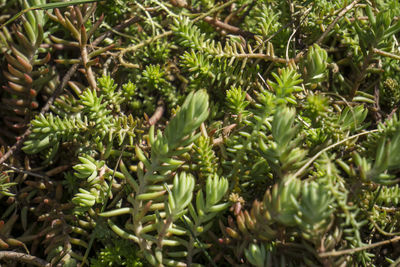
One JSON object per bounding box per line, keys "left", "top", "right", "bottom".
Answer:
{"left": 302, "top": 44, "right": 328, "bottom": 88}
{"left": 293, "top": 181, "right": 334, "bottom": 241}
{"left": 375, "top": 185, "right": 400, "bottom": 206}
{"left": 71, "top": 156, "right": 111, "bottom": 208}
{"left": 338, "top": 105, "right": 368, "bottom": 132}
{"left": 264, "top": 176, "right": 302, "bottom": 227}
{"left": 100, "top": 91, "right": 229, "bottom": 266}
{"left": 259, "top": 107, "right": 307, "bottom": 174}
{"left": 192, "top": 135, "right": 218, "bottom": 178}
{"left": 226, "top": 86, "right": 249, "bottom": 115}
{"left": 245, "top": 4, "right": 280, "bottom": 38}
{"left": 23, "top": 76, "right": 140, "bottom": 163}
{"left": 245, "top": 243, "right": 267, "bottom": 267}
{"left": 168, "top": 172, "right": 195, "bottom": 218}
{"left": 0, "top": 172, "right": 16, "bottom": 197}
{"left": 353, "top": 131, "right": 400, "bottom": 185}
{"left": 268, "top": 67, "right": 303, "bottom": 104}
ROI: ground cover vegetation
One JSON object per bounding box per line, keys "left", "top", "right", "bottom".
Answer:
{"left": 1, "top": 0, "right": 400, "bottom": 266}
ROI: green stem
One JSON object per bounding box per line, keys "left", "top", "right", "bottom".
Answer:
{"left": 294, "top": 129, "right": 378, "bottom": 178}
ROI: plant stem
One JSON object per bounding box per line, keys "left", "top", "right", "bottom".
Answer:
{"left": 373, "top": 48, "right": 400, "bottom": 60}
{"left": 0, "top": 251, "right": 50, "bottom": 267}
{"left": 294, "top": 129, "right": 379, "bottom": 178}
{"left": 316, "top": 0, "right": 361, "bottom": 45}
{"left": 319, "top": 236, "right": 400, "bottom": 257}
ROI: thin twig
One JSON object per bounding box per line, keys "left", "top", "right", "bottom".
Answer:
{"left": 294, "top": 129, "right": 379, "bottom": 178}
{"left": 264, "top": 20, "right": 292, "bottom": 43}
{"left": 370, "top": 217, "right": 400, "bottom": 237}
{"left": 373, "top": 48, "right": 400, "bottom": 61}
{"left": 40, "top": 64, "right": 80, "bottom": 117}
{"left": 118, "top": 31, "right": 173, "bottom": 68}
{"left": 149, "top": 100, "right": 165, "bottom": 126}
{"left": 100, "top": 22, "right": 136, "bottom": 40}
{"left": 93, "top": 16, "right": 143, "bottom": 45}
{"left": 373, "top": 82, "right": 382, "bottom": 123}
{"left": 202, "top": 16, "right": 255, "bottom": 38}
{"left": 171, "top": 0, "right": 255, "bottom": 38}
{"left": 387, "top": 107, "right": 398, "bottom": 121}
{"left": 192, "top": 0, "right": 237, "bottom": 22}
{"left": 351, "top": 50, "right": 373, "bottom": 97}
{"left": 390, "top": 256, "right": 400, "bottom": 267}
{"left": 374, "top": 204, "right": 400, "bottom": 213}
{"left": 316, "top": 0, "right": 361, "bottom": 45}
{"left": 0, "top": 129, "right": 31, "bottom": 165}
{"left": 0, "top": 251, "right": 50, "bottom": 267}
{"left": 1, "top": 162, "right": 49, "bottom": 179}
{"left": 45, "top": 164, "right": 71, "bottom": 176}
{"left": 319, "top": 235, "right": 400, "bottom": 258}
{"left": 285, "top": 6, "right": 313, "bottom": 61}
{"left": 233, "top": 52, "right": 302, "bottom": 63}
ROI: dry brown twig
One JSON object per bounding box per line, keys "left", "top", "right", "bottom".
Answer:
{"left": 202, "top": 16, "right": 255, "bottom": 38}
{"left": 170, "top": 0, "right": 256, "bottom": 38}
{"left": 316, "top": 0, "right": 361, "bottom": 45}
{"left": 0, "top": 162, "right": 49, "bottom": 179}
{"left": 149, "top": 100, "right": 165, "bottom": 126}
{"left": 0, "top": 251, "right": 50, "bottom": 267}
{"left": 319, "top": 235, "right": 400, "bottom": 258}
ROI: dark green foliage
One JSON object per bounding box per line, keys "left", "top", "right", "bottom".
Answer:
{"left": 90, "top": 239, "right": 143, "bottom": 267}
{"left": 2, "top": 0, "right": 400, "bottom": 266}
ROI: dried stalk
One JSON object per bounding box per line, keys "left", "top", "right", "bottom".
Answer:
{"left": 0, "top": 251, "right": 50, "bottom": 267}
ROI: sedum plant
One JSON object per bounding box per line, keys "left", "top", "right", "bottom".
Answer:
{"left": 2, "top": 0, "right": 400, "bottom": 266}
{"left": 99, "top": 90, "right": 230, "bottom": 266}
{"left": 0, "top": 0, "right": 50, "bottom": 140}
